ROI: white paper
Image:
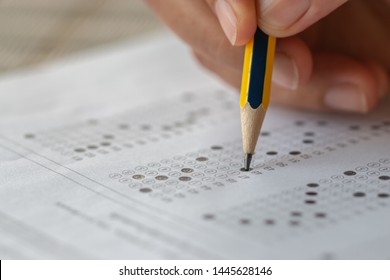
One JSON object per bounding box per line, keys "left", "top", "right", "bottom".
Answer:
{"left": 0, "top": 32, "right": 389, "bottom": 259}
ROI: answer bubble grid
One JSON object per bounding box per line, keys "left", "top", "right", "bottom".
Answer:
{"left": 204, "top": 158, "right": 390, "bottom": 242}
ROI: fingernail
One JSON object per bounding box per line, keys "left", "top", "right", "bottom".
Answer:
{"left": 259, "top": 0, "right": 310, "bottom": 29}
{"left": 324, "top": 84, "right": 368, "bottom": 113}
{"left": 215, "top": 0, "right": 237, "bottom": 45}
{"left": 272, "top": 52, "right": 299, "bottom": 90}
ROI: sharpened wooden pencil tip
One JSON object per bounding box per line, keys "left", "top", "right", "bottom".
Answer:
{"left": 243, "top": 153, "right": 253, "bottom": 171}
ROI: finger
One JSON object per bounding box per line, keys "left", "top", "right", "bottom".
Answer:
{"left": 257, "top": 0, "right": 348, "bottom": 37}
{"left": 206, "top": 0, "right": 257, "bottom": 45}
{"left": 193, "top": 47, "right": 389, "bottom": 113}
{"left": 192, "top": 49, "right": 242, "bottom": 88}
{"left": 272, "top": 36, "right": 313, "bottom": 90}
{"left": 195, "top": 35, "right": 313, "bottom": 90}
{"left": 147, "top": 0, "right": 313, "bottom": 91}
{"left": 364, "top": 60, "right": 390, "bottom": 100}
{"left": 146, "top": 0, "right": 242, "bottom": 69}
{"left": 271, "top": 53, "right": 389, "bottom": 113}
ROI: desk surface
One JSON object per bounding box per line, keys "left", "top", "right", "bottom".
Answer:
{"left": 0, "top": 0, "right": 162, "bottom": 73}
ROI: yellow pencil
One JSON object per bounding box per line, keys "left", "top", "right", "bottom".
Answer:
{"left": 240, "top": 28, "right": 276, "bottom": 171}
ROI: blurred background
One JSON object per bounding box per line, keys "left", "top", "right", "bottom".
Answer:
{"left": 0, "top": 0, "right": 164, "bottom": 73}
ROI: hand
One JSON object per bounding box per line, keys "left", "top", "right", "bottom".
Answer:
{"left": 146, "top": 0, "right": 390, "bottom": 113}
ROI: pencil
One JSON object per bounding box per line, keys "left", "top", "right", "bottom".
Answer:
{"left": 240, "top": 27, "right": 276, "bottom": 171}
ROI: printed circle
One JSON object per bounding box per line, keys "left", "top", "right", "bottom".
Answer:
{"left": 304, "top": 200, "right": 316, "bottom": 204}
{"left": 353, "top": 192, "right": 366, "bottom": 197}
{"left": 203, "top": 213, "right": 215, "bottom": 220}
{"left": 179, "top": 176, "right": 192, "bottom": 181}
{"left": 315, "top": 212, "right": 327, "bottom": 218}
{"left": 240, "top": 218, "right": 251, "bottom": 225}
{"left": 291, "top": 211, "right": 302, "bottom": 217}
{"left": 303, "top": 139, "right": 314, "bottom": 144}
{"left": 155, "top": 175, "right": 168, "bottom": 181}
{"left": 211, "top": 145, "right": 223, "bottom": 150}
{"left": 306, "top": 191, "right": 318, "bottom": 196}
{"left": 181, "top": 168, "right": 194, "bottom": 173}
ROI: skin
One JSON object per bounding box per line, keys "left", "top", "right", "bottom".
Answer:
{"left": 146, "top": 0, "right": 390, "bottom": 113}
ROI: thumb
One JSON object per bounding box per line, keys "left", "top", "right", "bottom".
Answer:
{"left": 257, "top": 0, "right": 348, "bottom": 37}
{"left": 208, "top": 0, "right": 258, "bottom": 45}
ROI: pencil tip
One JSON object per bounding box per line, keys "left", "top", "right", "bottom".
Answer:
{"left": 243, "top": 153, "right": 253, "bottom": 171}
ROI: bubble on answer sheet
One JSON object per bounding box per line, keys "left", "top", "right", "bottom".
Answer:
{"left": 240, "top": 167, "right": 253, "bottom": 172}
{"left": 289, "top": 221, "right": 300, "bottom": 227}
{"left": 317, "top": 120, "right": 327, "bottom": 126}
{"left": 264, "top": 219, "right": 275, "bottom": 226}
{"left": 139, "top": 188, "right": 152, "bottom": 193}
{"left": 305, "top": 191, "right": 317, "bottom": 196}
{"left": 181, "top": 168, "right": 194, "bottom": 173}
{"left": 240, "top": 218, "right": 251, "bottom": 225}
{"left": 211, "top": 146, "right": 223, "bottom": 150}
{"left": 155, "top": 175, "right": 168, "bottom": 181}
{"left": 203, "top": 213, "right": 215, "bottom": 220}
{"left": 178, "top": 176, "right": 192, "bottom": 182}
{"left": 304, "top": 132, "right": 315, "bottom": 137}
{"left": 290, "top": 211, "right": 302, "bottom": 217}
{"left": 260, "top": 131, "right": 270, "bottom": 136}
{"left": 141, "top": 124, "right": 151, "bottom": 131}
{"left": 315, "top": 212, "right": 326, "bottom": 218}
{"left": 103, "top": 134, "right": 115, "bottom": 140}
{"left": 118, "top": 123, "right": 129, "bottom": 130}
{"left": 349, "top": 125, "right": 360, "bottom": 131}
{"left": 87, "top": 145, "right": 98, "bottom": 149}
{"left": 353, "top": 192, "right": 366, "bottom": 197}
{"left": 304, "top": 200, "right": 316, "bottom": 204}
{"left": 302, "top": 139, "right": 314, "bottom": 144}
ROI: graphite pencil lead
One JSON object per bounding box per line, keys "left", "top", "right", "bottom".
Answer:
{"left": 243, "top": 153, "right": 253, "bottom": 171}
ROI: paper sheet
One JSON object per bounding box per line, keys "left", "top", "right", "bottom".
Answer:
{"left": 0, "top": 32, "right": 389, "bottom": 259}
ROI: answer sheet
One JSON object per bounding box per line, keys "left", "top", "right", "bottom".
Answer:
{"left": 0, "top": 32, "right": 389, "bottom": 259}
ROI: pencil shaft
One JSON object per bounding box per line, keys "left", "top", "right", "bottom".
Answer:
{"left": 240, "top": 28, "right": 276, "bottom": 167}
